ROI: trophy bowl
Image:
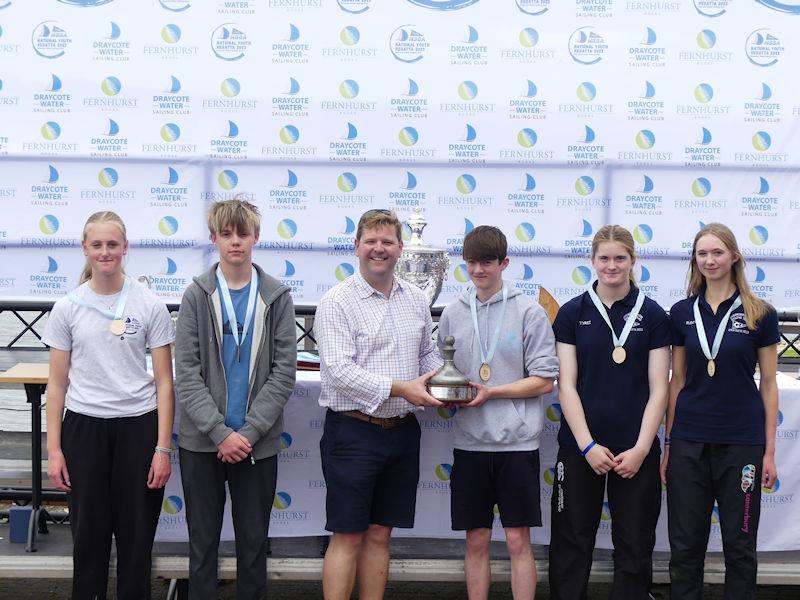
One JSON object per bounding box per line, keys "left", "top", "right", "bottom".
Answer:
{"left": 427, "top": 336, "right": 474, "bottom": 403}
{"left": 395, "top": 209, "right": 449, "bottom": 307}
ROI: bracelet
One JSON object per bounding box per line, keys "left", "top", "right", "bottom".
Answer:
{"left": 664, "top": 436, "right": 671, "bottom": 445}
{"left": 581, "top": 440, "right": 596, "bottom": 457}
{"left": 155, "top": 446, "right": 174, "bottom": 455}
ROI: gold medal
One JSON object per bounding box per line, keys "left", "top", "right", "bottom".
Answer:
{"left": 479, "top": 363, "right": 491, "bottom": 382}
{"left": 707, "top": 359, "right": 716, "bottom": 377}
{"left": 612, "top": 346, "right": 626, "bottom": 364}
{"left": 110, "top": 319, "right": 125, "bottom": 336}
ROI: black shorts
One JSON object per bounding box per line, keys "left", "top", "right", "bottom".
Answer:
{"left": 320, "top": 409, "right": 421, "bottom": 533}
{"left": 450, "top": 448, "right": 542, "bottom": 530}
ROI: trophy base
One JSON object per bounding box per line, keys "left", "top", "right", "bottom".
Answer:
{"left": 427, "top": 384, "right": 474, "bottom": 403}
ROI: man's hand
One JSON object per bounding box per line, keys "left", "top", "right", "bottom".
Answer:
{"left": 216, "top": 432, "right": 252, "bottom": 464}
{"left": 393, "top": 371, "right": 443, "bottom": 407}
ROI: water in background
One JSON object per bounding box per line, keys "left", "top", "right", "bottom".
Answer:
{"left": 0, "top": 311, "right": 50, "bottom": 432}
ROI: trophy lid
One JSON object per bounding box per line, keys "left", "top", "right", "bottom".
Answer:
{"left": 402, "top": 209, "right": 441, "bottom": 254}
{"left": 429, "top": 336, "right": 471, "bottom": 387}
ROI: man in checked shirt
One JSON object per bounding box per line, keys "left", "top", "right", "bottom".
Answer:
{"left": 314, "top": 208, "right": 444, "bottom": 600}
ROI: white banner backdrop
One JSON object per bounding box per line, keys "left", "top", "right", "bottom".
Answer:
{"left": 156, "top": 371, "right": 800, "bottom": 552}
{"left": 0, "top": 1, "right": 799, "bottom": 309}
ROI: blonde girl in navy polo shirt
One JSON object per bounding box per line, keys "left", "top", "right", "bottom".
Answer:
{"left": 661, "top": 223, "right": 779, "bottom": 600}
{"left": 549, "top": 225, "right": 670, "bottom": 600}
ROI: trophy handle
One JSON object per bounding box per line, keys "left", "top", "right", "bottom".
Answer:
{"left": 538, "top": 287, "right": 560, "bottom": 325}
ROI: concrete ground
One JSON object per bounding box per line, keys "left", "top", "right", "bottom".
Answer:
{"left": 0, "top": 579, "right": 792, "bottom": 599}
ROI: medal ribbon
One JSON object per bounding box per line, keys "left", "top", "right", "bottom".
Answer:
{"left": 587, "top": 284, "right": 645, "bottom": 352}
{"left": 692, "top": 294, "right": 742, "bottom": 363}
{"left": 67, "top": 276, "right": 131, "bottom": 322}
{"left": 216, "top": 266, "right": 258, "bottom": 361}
{"left": 469, "top": 284, "right": 508, "bottom": 369}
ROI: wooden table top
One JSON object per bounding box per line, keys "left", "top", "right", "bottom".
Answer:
{"left": 0, "top": 362, "right": 49, "bottom": 384}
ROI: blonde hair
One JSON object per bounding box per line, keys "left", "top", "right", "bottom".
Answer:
{"left": 687, "top": 222, "right": 768, "bottom": 330}
{"left": 591, "top": 225, "right": 637, "bottom": 286}
{"left": 79, "top": 211, "right": 127, "bottom": 284}
{"left": 208, "top": 198, "right": 261, "bottom": 237}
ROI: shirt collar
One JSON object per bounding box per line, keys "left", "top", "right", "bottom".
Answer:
{"left": 354, "top": 270, "right": 402, "bottom": 299}
{"left": 584, "top": 281, "right": 640, "bottom": 309}
{"left": 697, "top": 287, "right": 740, "bottom": 314}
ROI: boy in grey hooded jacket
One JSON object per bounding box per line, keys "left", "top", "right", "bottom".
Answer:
{"left": 438, "top": 225, "right": 558, "bottom": 600}
{"left": 175, "top": 199, "right": 296, "bottom": 600}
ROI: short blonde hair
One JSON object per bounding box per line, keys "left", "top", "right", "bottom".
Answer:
{"left": 208, "top": 198, "right": 261, "bottom": 237}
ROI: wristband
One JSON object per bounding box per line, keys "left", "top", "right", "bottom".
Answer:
{"left": 581, "top": 440, "right": 596, "bottom": 457}
{"left": 664, "top": 436, "right": 671, "bottom": 445}
{"left": 155, "top": 446, "right": 174, "bottom": 455}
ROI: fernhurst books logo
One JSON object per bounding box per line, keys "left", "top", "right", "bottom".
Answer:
{"left": 217, "top": 169, "right": 238, "bottom": 190}
{"left": 41, "top": 121, "right": 61, "bottom": 140}
{"left": 277, "top": 219, "right": 298, "bottom": 239}
{"left": 160, "top": 123, "right": 180, "bottom": 142}
{"left": 572, "top": 266, "right": 591, "bottom": 285}
{"left": 98, "top": 167, "right": 118, "bottom": 188}
{"left": 692, "top": 177, "right": 712, "bottom": 197}
{"left": 100, "top": 76, "right": 121, "bottom": 96}
{"left": 515, "top": 222, "right": 535, "bottom": 243}
{"left": 749, "top": 225, "right": 769, "bottom": 245}
{"left": 158, "top": 216, "right": 179, "bottom": 236}
{"left": 279, "top": 125, "right": 299, "bottom": 144}
{"left": 39, "top": 214, "right": 60, "bottom": 235}
{"left": 162, "top": 495, "right": 184, "bottom": 515}
{"left": 220, "top": 78, "right": 240, "bottom": 97}
{"left": 335, "top": 263, "right": 354, "bottom": 281}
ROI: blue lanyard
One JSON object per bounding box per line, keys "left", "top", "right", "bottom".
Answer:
{"left": 216, "top": 266, "right": 258, "bottom": 362}
{"left": 68, "top": 276, "right": 131, "bottom": 322}
{"left": 469, "top": 284, "right": 509, "bottom": 367}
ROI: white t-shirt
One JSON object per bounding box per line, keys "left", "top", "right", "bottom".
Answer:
{"left": 43, "top": 278, "right": 176, "bottom": 418}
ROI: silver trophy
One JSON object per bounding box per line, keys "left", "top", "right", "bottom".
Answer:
{"left": 427, "top": 336, "right": 474, "bottom": 402}
{"left": 394, "top": 209, "right": 450, "bottom": 306}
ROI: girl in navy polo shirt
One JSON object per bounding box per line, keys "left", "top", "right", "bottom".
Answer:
{"left": 662, "top": 223, "right": 779, "bottom": 600}
{"left": 549, "top": 225, "right": 670, "bottom": 599}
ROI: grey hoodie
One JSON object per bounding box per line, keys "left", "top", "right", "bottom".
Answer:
{"left": 175, "top": 263, "right": 297, "bottom": 459}
{"left": 438, "top": 283, "right": 559, "bottom": 452}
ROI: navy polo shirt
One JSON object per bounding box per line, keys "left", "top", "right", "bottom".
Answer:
{"left": 552, "top": 283, "right": 671, "bottom": 450}
{"left": 669, "top": 292, "right": 779, "bottom": 445}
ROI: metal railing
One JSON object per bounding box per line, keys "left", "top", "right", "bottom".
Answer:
{"left": 0, "top": 300, "right": 796, "bottom": 364}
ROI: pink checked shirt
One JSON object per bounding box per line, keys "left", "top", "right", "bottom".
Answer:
{"left": 314, "top": 271, "right": 442, "bottom": 418}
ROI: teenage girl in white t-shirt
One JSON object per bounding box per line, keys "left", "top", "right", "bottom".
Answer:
{"left": 44, "top": 211, "right": 175, "bottom": 600}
